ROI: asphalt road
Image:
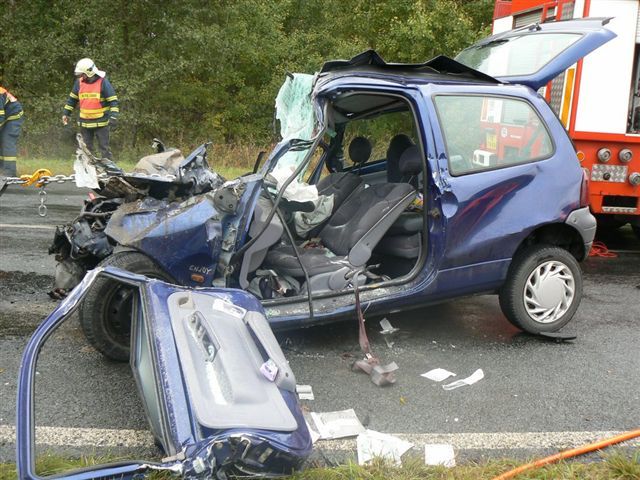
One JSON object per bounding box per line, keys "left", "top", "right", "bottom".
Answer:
{"left": 1, "top": 183, "right": 639, "bottom": 467}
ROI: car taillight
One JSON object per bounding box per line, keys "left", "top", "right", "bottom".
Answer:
{"left": 580, "top": 168, "right": 590, "bottom": 207}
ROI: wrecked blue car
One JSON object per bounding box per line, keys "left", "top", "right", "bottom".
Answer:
{"left": 17, "top": 267, "right": 312, "bottom": 479}
{"left": 47, "top": 19, "right": 615, "bottom": 363}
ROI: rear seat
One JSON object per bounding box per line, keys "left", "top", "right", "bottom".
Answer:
{"left": 375, "top": 145, "right": 424, "bottom": 259}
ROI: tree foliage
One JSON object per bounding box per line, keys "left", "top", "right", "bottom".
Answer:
{"left": 0, "top": 0, "right": 493, "bottom": 160}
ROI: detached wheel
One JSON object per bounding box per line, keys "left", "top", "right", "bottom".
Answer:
{"left": 79, "top": 251, "right": 173, "bottom": 361}
{"left": 499, "top": 245, "right": 582, "bottom": 333}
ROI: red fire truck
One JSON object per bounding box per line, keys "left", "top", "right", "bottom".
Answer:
{"left": 493, "top": 0, "right": 640, "bottom": 238}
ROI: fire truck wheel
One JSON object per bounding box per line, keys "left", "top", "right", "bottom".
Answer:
{"left": 79, "top": 251, "right": 174, "bottom": 362}
{"left": 499, "top": 245, "right": 582, "bottom": 333}
{"left": 632, "top": 225, "right": 640, "bottom": 241}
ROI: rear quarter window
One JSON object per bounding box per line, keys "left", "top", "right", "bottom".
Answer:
{"left": 434, "top": 95, "right": 553, "bottom": 176}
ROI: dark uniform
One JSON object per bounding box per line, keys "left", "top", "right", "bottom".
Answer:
{"left": 63, "top": 75, "right": 119, "bottom": 159}
{"left": 0, "top": 86, "right": 24, "bottom": 176}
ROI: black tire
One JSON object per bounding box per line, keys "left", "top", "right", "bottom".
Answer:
{"left": 79, "top": 251, "right": 173, "bottom": 361}
{"left": 499, "top": 245, "right": 582, "bottom": 333}
{"left": 633, "top": 225, "right": 640, "bottom": 241}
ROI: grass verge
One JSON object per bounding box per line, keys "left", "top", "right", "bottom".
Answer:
{"left": 1, "top": 451, "right": 638, "bottom": 480}
{"left": 14, "top": 143, "right": 269, "bottom": 181}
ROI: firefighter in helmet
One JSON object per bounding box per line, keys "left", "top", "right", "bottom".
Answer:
{"left": 62, "top": 58, "right": 119, "bottom": 160}
{"left": 0, "top": 85, "right": 25, "bottom": 176}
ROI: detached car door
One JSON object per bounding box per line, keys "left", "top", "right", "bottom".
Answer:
{"left": 16, "top": 267, "right": 311, "bottom": 480}
{"left": 455, "top": 17, "right": 616, "bottom": 91}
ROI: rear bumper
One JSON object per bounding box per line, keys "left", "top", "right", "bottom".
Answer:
{"left": 566, "top": 207, "right": 597, "bottom": 260}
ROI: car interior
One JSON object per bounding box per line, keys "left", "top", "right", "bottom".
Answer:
{"left": 238, "top": 91, "right": 427, "bottom": 299}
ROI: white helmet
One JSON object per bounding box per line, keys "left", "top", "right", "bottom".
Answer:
{"left": 74, "top": 58, "right": 105, "bottom": 78}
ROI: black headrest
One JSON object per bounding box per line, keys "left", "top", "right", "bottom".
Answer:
{"left": 348, "top": 136, "right": 372, "bottom": 165}
{"left": 386, "top": 134, "right": 414, "bottom": 162}
{"left": 399, "top": 145, "right": 422, "bottom": 175}
{"left": 386, "top": 134, "right": 415, "bottom": 182}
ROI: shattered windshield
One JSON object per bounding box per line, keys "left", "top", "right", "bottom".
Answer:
{"left": 269, "top": 73, "right": 325, "bottom": 202}
{"left": 456, "top": 33, "right": 581, "bottom": 78}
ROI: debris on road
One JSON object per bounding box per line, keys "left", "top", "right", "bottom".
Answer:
{"left": 424, "top": 443, "right": 456, "bottom": 467}
{"left": 356, "top": 430, "right": 413, "bottom": 466}
{"left": 310, "top": 409, "right": 365, "bottom": 440}
{"left": 442, "top": 368, "right": 484, "bottom": 391}
{"left": 420, "top": 368, "right": 456, "bottom": 382}
{"left": 296, "top": 384, "right": 314, "bottom": 400}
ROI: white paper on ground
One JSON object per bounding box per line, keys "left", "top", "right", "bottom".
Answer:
{"left": 296, "top": 384, "right": 314, "bottom": 400}
{"left": 420, "top": 368, "right": 456, "bottom": 382}
{"left": 424, "top": 443, "right": 456, "bottom": 467}
{"left": 357, "top": 430, "right": 414, "bottom": 466}
{"left": 310, "top": 409, "right": 365, "bottom": 439}
{"left": 442, "top": 368, "right": 484, "bottom": 390}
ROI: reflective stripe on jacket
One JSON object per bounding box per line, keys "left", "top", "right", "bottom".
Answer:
{"left": 63, "top": 76, "right": 118, "bottom": 129}
{"left": 0, "top": 86, "right": 24, "bottom": 128}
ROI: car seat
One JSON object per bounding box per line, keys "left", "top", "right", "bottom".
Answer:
{"left": 375, "top": 145, "right": 424, "bottom": 259}
{"left": 264, "top": 175, "right": 415, "bottom": 292}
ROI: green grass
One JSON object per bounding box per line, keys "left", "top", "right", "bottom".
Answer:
{"left": 14, "top": 143, "right": 269, "bottom": 181}
{"left": 1, "top": 451, "right": 638, "bottom": 480}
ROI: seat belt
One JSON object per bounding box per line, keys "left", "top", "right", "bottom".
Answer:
{"left": 350, "top": 269, "right": 398, "bottom": 386}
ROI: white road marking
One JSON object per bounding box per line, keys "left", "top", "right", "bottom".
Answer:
{"left": 1, "top": 425, "right": 638, "bottom": 450}
{"left": 0, "top": 425, "right": 154, "bottom": 448}
{"left": 0, "top": 224, "right": 56, "bottom": 231}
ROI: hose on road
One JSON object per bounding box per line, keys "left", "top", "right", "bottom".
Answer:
{"left": 491, "top": 428, "right": 640, "bottom": 480}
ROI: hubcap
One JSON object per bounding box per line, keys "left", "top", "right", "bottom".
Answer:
{"left": 523, "top": 260, "right": 575, "bottom": 324}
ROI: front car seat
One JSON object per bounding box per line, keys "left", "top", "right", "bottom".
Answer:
{"left": 315, "top": 136, "right": 371, "bottom": 213}
{"left": 264, "top": 180, "right": 416, "bottom": 292}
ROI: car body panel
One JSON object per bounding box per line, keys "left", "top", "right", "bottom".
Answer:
{"left": 16, "top": 267, "right": 311, "bottom": 480}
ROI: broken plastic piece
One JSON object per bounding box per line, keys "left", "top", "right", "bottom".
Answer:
{"left": 442, "top": 368, "right": 484, "bottom": 390}
{"left": 357, "top": 430, "right": 413, "bottom": 466}
{"left": 296, "top": 384, "right": 314, "bottom": 400}
{"left": 310, "top": 409, "right": 365, "bottom": 439}
{"left": 379, "top": 318, "right": 399, "bottom": 335}
{"left": 424, "top": 443, "right": 456, "bottom": 467}
{"left": 421, "top": 368, "right": 456, "bottom": 382}
{"left": 538, "top": 331, "right": 578, "bottom": 342}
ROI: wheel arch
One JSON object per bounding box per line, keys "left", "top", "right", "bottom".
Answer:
{"left": 512, "top": 223, "right": 586, "bottom": 263}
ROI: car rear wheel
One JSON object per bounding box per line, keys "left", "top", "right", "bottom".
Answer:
{"left": 499, "top": 245, "right": 582, "bottom": 333}
{"left": 79, "top": 251, "right": 174, "bottom": 362}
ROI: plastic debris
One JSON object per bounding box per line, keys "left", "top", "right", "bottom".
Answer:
{"left": 310, "top": 409, "right": 366, "bottom": 439}
{"left": 425, "top": 443, "right": 456, "bottom": 467}
{"left": 379, "top": 318, "right": 399, "bottom": 348}
{"left": 379, "top": 318, "right": 399, "bottom": 335}
{"left": 357, "top": 430, "right": 413, "bottom": 466}
{"left": 296, "top": 384, "right": 314, "bottom": 400}
{"left": 442, "top": 368, "right": 484, "bottom": 391}
{"left": 421, "top": 368, "right": 457, "bottom": 382}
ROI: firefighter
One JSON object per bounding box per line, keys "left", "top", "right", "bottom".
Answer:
{"left": 0, "top": 85, "right": 25, "bottom": 176}
{"left": 62, "top": 58, "right": 119, "bottom": 160}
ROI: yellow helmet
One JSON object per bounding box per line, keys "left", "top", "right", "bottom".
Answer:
{"left": 74, "top": 58, "right": 98, "bottom": 77}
